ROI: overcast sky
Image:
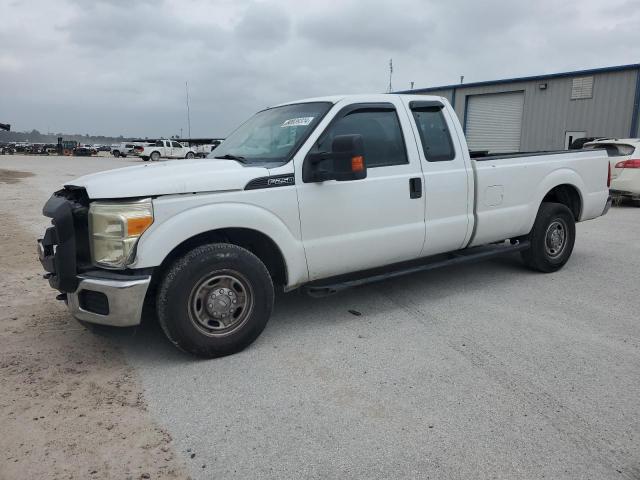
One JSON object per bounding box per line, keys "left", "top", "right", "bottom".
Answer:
{"left": 1, "top": 0, "right": 638, "bottom": 138}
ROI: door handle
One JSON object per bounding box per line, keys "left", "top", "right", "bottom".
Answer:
{"left": 409, "top": 177, "right": 422, "bottom": 199}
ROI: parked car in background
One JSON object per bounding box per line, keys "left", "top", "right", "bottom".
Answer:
{"left": 584, "top": 138, "right": 640, "bottom": 204}
{"left": 0, "top": 143, "right": 16, "bottom": 154}
{"left": 97, "top": 145, "right": 111, "bottom": 152}
{"left": 136, "top": 139, "right": 196, "bottom": 161}
{"left": 111, "top": 143, "right": 130, "bottom": 157}
{"left": 73, "top": 146, "right": 94, "bottom": 156}
{"left": 112, "top": 142, "right": 150, "bottom": 158}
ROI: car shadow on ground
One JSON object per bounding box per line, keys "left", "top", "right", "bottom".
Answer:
{"left": 114, "top": 253, "right": 528, "bottom": 364}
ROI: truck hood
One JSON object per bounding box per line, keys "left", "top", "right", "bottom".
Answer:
{"left": 66, "top": 159, "right": 269, "bottom": 199}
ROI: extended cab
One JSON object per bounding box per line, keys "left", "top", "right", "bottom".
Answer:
{"left": 136, "top": 139, "right": 196, "bottom": 161}
{"left": 37, "top": 94, "right": 612, "bottom": 358}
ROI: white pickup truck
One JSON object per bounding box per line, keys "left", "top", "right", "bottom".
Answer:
{"left": 37, "top": 94, "right": 611, "bottom": 358}
{"left": 136, "top": 139, "right": 196, "bottom": 161}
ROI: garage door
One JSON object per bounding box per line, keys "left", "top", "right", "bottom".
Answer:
{"left": 465, "top": 91, "right": 524, "bottom": 154}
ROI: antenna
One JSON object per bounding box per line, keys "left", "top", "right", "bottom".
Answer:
{"left": 185, "top": 81, "right": 192, "bottom": 139}
{"left": 387, "top": 59, "right": 393, "bottom": 93}
{"left": 410, "top": 81, "right": 414, "bottom": 90}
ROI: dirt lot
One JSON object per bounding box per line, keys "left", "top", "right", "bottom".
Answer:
{"left": 1, "top": 154, "right": 639, "bottom": 480}
{"left": 0, "top": 156, "right": 187, "bottom": 480}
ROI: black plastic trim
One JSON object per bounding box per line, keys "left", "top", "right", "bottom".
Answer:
{"left": 245, "top": 174, "right": 295, "bottom": 190}
{"left": 304, "top": 241, "right": 530, "bottom": 296}
{"left": 409, "top": 100, "right": 444, "bottom": 110}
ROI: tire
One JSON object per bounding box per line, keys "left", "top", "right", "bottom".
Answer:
{"left": 521, "top": 202, "right": 575, "bottom": 273}
{"left": 141, "top": 156, "right": 149, "bottom": 161}
{"left": 185, "top": 152, "right": 195, "bottom": 159}
{"left": 157, "top": 243, "right": 274, "bottom": 358}
{"left": 113, "top": 151, "right": 120, "bottom": 157}
{"left": 150, "top": 151, "right": 161, "bottom": 161}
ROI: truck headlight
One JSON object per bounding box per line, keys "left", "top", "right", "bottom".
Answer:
{"left": 89, "top": 199, "right": 153, "bottom": 268}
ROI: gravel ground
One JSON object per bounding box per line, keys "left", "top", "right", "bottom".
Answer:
{"left": 1, "top": 154, "right": 639, "bottom": 479}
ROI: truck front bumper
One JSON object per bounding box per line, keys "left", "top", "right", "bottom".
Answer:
{"left": 67, "top": 274, "right": 151, "bottom": 327}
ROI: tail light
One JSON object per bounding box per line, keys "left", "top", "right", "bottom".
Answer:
{"left": 134, "top": 146, "right": 143, "bottom": 152}
{"left": 614, "top": 159, "right": 640, "bottom": 169}
{"left": 607, "top": 162, "right": 611, "bottom": 187}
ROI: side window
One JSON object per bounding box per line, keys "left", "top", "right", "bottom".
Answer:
{"left": 316, "top": 108, "right": 408, "bottom": 168}
{"left": 171, "top": 141, "right": 182, "bottom": 148}
{"left": 411, "top": 108, "right": 455, "bottom": 162}
{"left": 155, "top": 141, "right": 163, "bottom": 147}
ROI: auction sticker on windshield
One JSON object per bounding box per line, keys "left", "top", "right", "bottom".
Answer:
{"left": 281, "top": 117, "right": 314, "bottom": 128}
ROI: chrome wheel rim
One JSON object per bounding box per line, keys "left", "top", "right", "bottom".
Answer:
{"left": 188, "top": 270, "right": 254, "bottom": 337}
{"left": 545, "top": 219, "right": 567, "bottom": 258}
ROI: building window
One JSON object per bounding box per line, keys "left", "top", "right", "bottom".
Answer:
{"left": 571, "top": 76, "right": 594, "bottom": 100}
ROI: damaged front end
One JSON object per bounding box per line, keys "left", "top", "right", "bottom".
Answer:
{"left": 37, "top": 186, "right": 150, "bottom": 327}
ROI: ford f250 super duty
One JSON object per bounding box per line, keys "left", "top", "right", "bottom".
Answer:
{"left": 37, "top": 94, "right": 612, "bottom": 358}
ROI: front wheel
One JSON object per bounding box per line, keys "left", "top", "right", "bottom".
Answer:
{"left": 157, "top": 243, "right": 274, "bottom": 358}
{"left": 185, "top": 152, "right": 195, "bottom": 159}
{"left": 521, "top": 202, "right": 576, "bottom": 273}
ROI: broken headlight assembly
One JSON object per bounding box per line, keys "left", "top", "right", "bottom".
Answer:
{"left": 88, "top": 199, "right": 153, "bottom": 269}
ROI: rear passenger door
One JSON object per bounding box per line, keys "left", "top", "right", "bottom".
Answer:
{"left": 296, "top": 100, "right": 426, "bottom": 280}
{"left": 405, "top": 99, "right": 473, "bottom": 256}
{"left": 171, "top": 141, "right": 184, "bottom": 158}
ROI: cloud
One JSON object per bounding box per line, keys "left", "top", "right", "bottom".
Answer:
{"left": 0, "top": 0, "right": 638, "bottom": 138}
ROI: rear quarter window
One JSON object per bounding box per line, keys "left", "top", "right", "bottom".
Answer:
{"left": 411, "top": 108, "right": 455, "bottom": 161}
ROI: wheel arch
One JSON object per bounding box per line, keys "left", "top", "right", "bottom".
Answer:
{"left": 523, "top": 169, "right": 586, "bottom": 234}
{"left": 153, "top": 227, "right": 288, "bottom": 288}
{"left": 541, "top": 183, "right": 582, "bottom": 220}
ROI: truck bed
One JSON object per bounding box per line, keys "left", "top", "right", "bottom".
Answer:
{"left": 469, "top": 148, "right": 610, "bottom": 247}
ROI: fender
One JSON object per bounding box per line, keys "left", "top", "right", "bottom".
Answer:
{"left": 131, "top": 201, "right": 309, "bottom": 288}
{"left": 524, "top": 168, "right": 586, "bottom": 232}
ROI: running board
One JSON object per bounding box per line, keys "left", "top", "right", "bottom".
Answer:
{"left": 303, "top": 240, "right": 530, "bottom": 297}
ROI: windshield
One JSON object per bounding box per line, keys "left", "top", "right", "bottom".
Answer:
{"left": 208, "top": 102, "right": 332, "bottom": 164}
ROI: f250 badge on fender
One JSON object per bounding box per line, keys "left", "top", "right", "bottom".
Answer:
{"left": 245, "top": 174, "right": 295, "bottom": 190}
{"left": 268, "top": 176, "right": 294, "bottom": 186}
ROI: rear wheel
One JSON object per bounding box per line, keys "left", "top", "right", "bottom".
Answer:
{"left": 113, "top": 151, "right": 120, "bottom": 157}
{"left": 150, "top": 151, "right": 161, "bottom": 161}
{"left": 185, "top": 152, "right": 195, "bottom": 159}
{"left": 157, "top": 243, "right": 274, "bottom": 358}
{"left": 521, "top": 202, "right": 575, "bottom": 272}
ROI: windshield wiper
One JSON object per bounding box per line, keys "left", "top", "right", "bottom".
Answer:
{"left": 214, "top": 154, "right": 247, "bottom": 163}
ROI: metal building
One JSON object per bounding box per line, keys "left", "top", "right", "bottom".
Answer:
{"left": 398, "top": 64, "right": 640, "bottom": 153}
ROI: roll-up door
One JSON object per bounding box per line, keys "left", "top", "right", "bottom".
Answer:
{"left": 465, "top": 91, "right": 524, "bottom": 154}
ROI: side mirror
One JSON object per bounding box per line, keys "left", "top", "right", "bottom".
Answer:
{"left": 303, "top": 134, "right": 367, "bottom": 183}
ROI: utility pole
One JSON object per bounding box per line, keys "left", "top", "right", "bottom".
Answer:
{"left": 185, "top": 81, "right": 191, "bottom": 139}
{"left": 387, "top": 59, "right": 394, "bottom": 93}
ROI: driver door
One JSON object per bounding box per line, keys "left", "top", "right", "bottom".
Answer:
{"left": 295, "top": 100, "right": 426, "bottom": 281}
